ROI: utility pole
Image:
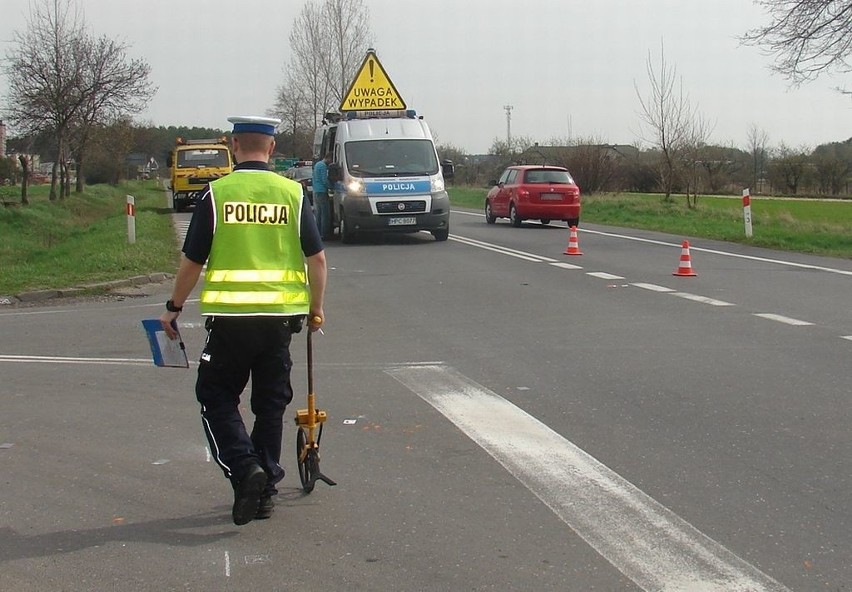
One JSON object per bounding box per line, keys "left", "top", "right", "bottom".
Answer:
{"left": 504, "top": 105, "right": 513, "bottom": 151}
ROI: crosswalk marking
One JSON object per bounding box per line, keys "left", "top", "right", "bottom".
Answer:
{"left": 387, "top": 364, "right": 791, "bottom": 592}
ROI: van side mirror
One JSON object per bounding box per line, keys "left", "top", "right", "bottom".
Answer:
{"left": 441, "top": 159, "right": 454, "bottom": 180}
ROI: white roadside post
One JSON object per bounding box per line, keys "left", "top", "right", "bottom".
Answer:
{"left": 742, "top": 188, "right": 753, "bottom": 238}
{"left": 126, "top": 195, "right": 136, "bottom": 244}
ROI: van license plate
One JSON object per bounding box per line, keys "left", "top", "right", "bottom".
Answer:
{"left": 388, "top": 216, "right": 417, "bottom": 226}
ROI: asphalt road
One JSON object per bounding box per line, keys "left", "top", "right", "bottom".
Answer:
{"left": 1, "top": 207, "right": 851, "bottom": 591}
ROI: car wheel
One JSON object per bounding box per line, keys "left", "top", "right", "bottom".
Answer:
{"left": 485, "top": 200, "right": 496, "bottom": 224}
{"left": 432, "top": 227, "right": 449, "bottom": 241}
{"left": 510, "top": 204, "right": 522, "bottom": 227}
{"left": 340, "top": 213, "right": 356, "bottom": 244}
{"left": 567, "top": 218, "right": 580, "bottom": 228}
{"left": 540, "top": 219, "right": 551, "bottom": 225}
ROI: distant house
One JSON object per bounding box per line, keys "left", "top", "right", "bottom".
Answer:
{"left": 517, "top": 143, "right": 639, "bottom": 166}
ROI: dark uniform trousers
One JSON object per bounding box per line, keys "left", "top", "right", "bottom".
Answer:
{"left": 196, "top": 316, "right": 294, "bottom": 494}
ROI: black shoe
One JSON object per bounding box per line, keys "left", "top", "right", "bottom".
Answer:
{"left": 255, "top": 495, "right": 274, "bottom": 520}
{"left": 232, "top": 464, "right": 267, "bottom": 526}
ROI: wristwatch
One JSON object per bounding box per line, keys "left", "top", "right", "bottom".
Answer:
{"left": 165, "top": 299, "right": 183, "bottom": 312}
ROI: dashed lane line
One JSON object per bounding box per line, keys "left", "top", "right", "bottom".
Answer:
{"left": 451, "top": 210, "right": 852, "bottom": 278}
{"left": 448, "top": 235, "right": 555, "bottom": 262}
{"left": 449, "top": 232, "right": 849, "bottom": 336}
{"left": 587, "top": 271, "right": 625, "bottom": 280}
{"left": 753, "top": 313, "right": 815, "bottom": 326}
{"left": 670, "top": 292, "right": 736, "bottom": 307}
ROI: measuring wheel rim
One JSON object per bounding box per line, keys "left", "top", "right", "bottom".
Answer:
{"left": 296, "top": 428, "right": 314, "bottom": 492}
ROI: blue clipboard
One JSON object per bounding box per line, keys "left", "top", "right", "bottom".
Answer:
{"left": 141, "top": 319, "right": 189, "bottom": 368}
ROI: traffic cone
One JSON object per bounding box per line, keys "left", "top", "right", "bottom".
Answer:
{"left": 673, "top": 240, "right": 697, "bottom": 276}
{"left": 564, "top": 226, "right": 583, "bottom": 255}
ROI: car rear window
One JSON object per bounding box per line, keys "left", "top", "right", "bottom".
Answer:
{"left": 524, "top": 169, "right": 573, "bottom": 184}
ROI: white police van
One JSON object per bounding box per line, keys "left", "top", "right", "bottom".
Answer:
{"left": 313, "top": 109, "right": 454, "bottom": 243}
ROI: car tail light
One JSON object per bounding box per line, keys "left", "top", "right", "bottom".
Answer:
{"left": 517, "top": 188, "right": 530, "bottom": 199}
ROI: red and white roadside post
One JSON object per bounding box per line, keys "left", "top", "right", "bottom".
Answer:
{"left": 742, "top": 188, "right": 753, "bottom": 238}
{"left": 126, "top": 195, "right": 136, "bottom": 244}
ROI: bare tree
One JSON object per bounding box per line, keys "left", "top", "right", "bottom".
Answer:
{"left": 679, "top": 112, "right": 715, "bottom": 206}
{"left": 287, "top": 3, "right": 335, "bottom": 127}
{"left": 3, "top": 0, "right": 88, "bottom": 200}
{"left": 2, "top": 0, "right": 153, "bottom": 198}
{"left": 769, "top": 143, "right": 812, "bottom": 194}
{"left": 812, "top": 141, "right": 852, "bottom": 194}
{"left": 282, "top": 0, "right": 373, "bottom": 129}
{"left": 746, "top": 124, "right": 770, "bottom": 193}
{"left": 69, "top": 33, "right": 155, "bottom": 192}
{"left": 635, "top": 42, "right": 695, "bottom": 201}
{"left": 320, "top": 0, "right": 373, "bottom": 104}
{"left": 743, "top": 0, "right": 852, "bottom": 89}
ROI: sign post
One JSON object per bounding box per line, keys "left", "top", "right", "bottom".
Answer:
{"left": 742, "top": 188, "right": 753, "bottom": 238}
{"left": 126, "top": 195, "right": 136, "bottom": 244}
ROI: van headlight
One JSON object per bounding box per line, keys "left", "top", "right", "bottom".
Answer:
{"left": 431, "top": 177, "right": 445, "bottom": 192}
{"left": 347, "top": 179, "right": 365, "bottom": 195}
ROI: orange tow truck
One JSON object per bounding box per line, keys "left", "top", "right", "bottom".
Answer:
{"left": 167, "top": 137, "right": 233, "bottom": 212}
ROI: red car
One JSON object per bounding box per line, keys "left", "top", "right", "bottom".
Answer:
{"left": 485, "top": 165, "right": 581, "bottom": 227}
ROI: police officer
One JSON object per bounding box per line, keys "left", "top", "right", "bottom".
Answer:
{"left": 160, "top": 115, "right": 326, "bottom": 526}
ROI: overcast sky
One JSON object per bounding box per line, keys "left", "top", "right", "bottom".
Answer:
{"left": 1, "top": 0, "right": 849, "bottom": 154}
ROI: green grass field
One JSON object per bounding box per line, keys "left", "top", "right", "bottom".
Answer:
{"left": 1, "top": 182, "right": 850, "bottom": 296}
{"left": 0, "top": 180, "right": 179, "bottom": 295}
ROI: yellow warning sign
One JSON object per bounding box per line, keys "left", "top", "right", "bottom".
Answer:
{"left": 339, "top": 51, "right": 406, "bottom": 112}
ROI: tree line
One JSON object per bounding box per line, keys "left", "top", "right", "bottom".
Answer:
{"left": 2, "top": 0, "right": 849, "bottom": 202}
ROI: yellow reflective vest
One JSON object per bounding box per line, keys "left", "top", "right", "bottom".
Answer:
{"left": 200, "top": 169, "right": 310, "bottom": 316}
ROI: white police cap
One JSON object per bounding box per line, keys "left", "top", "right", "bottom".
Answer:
{"left": 227, "top": 115, "right": 281, "bottom": 136}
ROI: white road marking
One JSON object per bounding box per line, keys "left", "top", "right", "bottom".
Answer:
{"left": 753, "top": 313, "right": 814, "bottom": 326}
{"left": 0, "top": 298, "right": 201, "bottom": 317}
{"left": 387, "top": 364, "right": 791, "bottom": 592}
{"left": 580, "top": 228, "right": 852, "bottom": 278}
{"left": 842, "top": 336, "right": 852, "bottom": 342}
{"left": 587, "top": 271, "right": 625, "bottom": 280}
{"left": 449, "top": 235, "right": 555, "bottom": 262}
{"left": 549, "top": 261, "right": 583, "bottom": 270}
{"left": 454, "top": 210, "right": 852, "bottom": 278}
{"left": 0, "top": 354, "right": 152, "bottom": 366}
{"left": 671, "top": 292, "right": 736, "bottom": 307}
{"left": 632, "top": 283, "right": 675, "bottom": 292}
{"left": 224, "top": 551, "right": 231, "bottom": 577}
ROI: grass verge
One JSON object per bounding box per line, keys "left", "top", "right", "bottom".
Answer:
{"left": 449, "top": 186, "right": 852, "bottom": 259}
{"left": 0, "top": 180, "right": 180, "bottom": 295}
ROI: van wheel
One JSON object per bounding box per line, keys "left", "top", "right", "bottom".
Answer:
{"left": 340, "top": 215, "right": 356, "bottom": 244}
{"left": 432, "top": 227, "right": 449, "bottom": 241}
{"left": 485, "top": 200, "right": 496, "bottom": 224}
{"left": 509, "top": 204, "right": 522, "bottom": 227}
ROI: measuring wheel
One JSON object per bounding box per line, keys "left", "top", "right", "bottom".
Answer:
{"left": 296, "top": 425, "right": 324, "bottom": 493}
{"left": 294, "top": 319, "right": 336, "bottom": 494}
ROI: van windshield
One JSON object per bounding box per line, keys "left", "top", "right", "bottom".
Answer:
{"left": 177, "top": 148, "right": 230, "bottom": 169}
{"left": 345, "top": 139, "right": 438, "bottom": 177}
